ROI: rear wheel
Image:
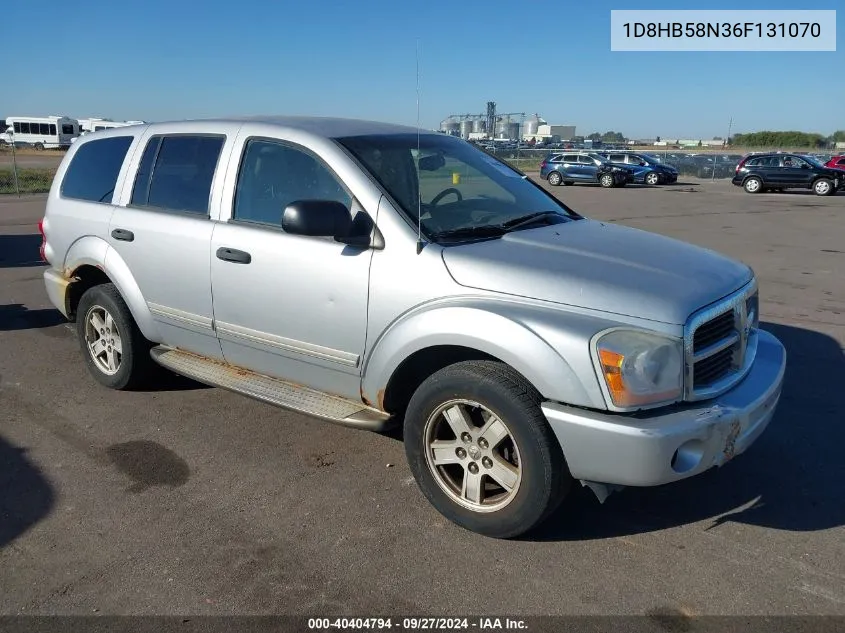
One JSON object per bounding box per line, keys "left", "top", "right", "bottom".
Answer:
{"left": 813, "top": 178, "right": 833, "bottom": 196}
{"left": 547, "top": 171, "right": 562, "bottom": 186}
{"left": 404, "top": 361, "right": 571, "bottom": 539}
{"left": 600, "top": 173, "right": 615, "bottom": 188}
{"left": 34, "top": 142, "right": 44, "bottom": 151}
{"left": 743, "top": 177, "right": 763, "bottom": 194}
{"left": 76, "top": 284, "right": 154, "bottom": 390}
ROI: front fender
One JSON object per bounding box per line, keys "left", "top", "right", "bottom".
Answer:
{"left": 362, "top": 298, "right": 613, "bottom": 411}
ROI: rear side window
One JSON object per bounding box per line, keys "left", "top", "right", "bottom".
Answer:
{"left": 131, "top": 135, "right": 225, "bottom": 215}
{"left": 61, "top": 136, "right": 133, "bottom": 203}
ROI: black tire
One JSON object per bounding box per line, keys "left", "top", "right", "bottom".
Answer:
{"left": 34, "top": 142, "right": 44, "bottom": 151}
{"left": 813, "top": 178, "right": 834, "bottom": 196}
{"left": 76, "top": 283, "right": 154, "bottom": 390}
{"left": 743, "top": 177, "right": 763, "bottom": 194}
{"left": 599, "top": 173, "right": 615, "bottom": 188}
{"left": 547, "top": 171, "right": 562, "bottom": 186}
{"left": 645, "top": 171, "right": 660, "bottom": 186}
{"left": 404, "top": 361, "right": 572, "bottom": 539}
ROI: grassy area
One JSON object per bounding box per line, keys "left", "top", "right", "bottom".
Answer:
{"left": 0, "top": 167, "right": 55, "bottom": 194}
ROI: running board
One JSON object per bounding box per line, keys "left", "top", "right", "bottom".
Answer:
{"left": 150, "top": 346, "right": 392, "bottom": 432}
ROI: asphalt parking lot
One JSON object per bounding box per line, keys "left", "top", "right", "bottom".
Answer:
{"left": 1, "top": 181, "right": 843, "bottom": 618}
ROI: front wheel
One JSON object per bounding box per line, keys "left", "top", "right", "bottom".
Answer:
{"left": 404, "top": 361, "right": 571, "bottom": 539}
{"left": 34, "top": 142, "right": 45, "bottom": 151}
{"left": 645, "top": 172, "right": 660, "bottom": 186}
{"left": 600, "top": 173, "right": 615, "bottom": 188}
{"left": 813, "top": 178, "right": 833, "bottom": 196}
{"left": 547, "top": 171, "right": 562, "bottom": 186}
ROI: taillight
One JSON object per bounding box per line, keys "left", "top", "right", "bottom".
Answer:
{"left": 735, "top": 160, "right": 745, "bottom": 173}
{"left": 38, "top": 218, "right": 46, "bottom": 262}
{"left": 540, "top": 160, "right": 547, "bottom": 168}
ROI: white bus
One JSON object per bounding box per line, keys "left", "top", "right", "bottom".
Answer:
{"left": 78, "top": 118, "right": 146, "bottom": 134}
{"left": 3, "top": 116, "right": 80, "bottom": 149}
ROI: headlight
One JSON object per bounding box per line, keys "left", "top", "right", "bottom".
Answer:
{"left": 593, "top": 329, "right": 683, "bottom": 408}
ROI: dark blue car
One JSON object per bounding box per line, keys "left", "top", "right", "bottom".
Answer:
{"left": 599, "top": 151, "right": 679, "bottom": 185}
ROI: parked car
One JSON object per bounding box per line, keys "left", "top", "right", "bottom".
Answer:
{"left": 41, "top": 118, "right": 786, "bottom": 538}
{"left": 824, "top": 155, "right": 845, "bottom": 170}
{"left": 540, "top": 152, "right": 632, "bottom": 188}
{"left": 732, "top": 152, "right": 843, "bottom": 195}
{"left": 599, "top": 152, "right": 678, "bottom": 185}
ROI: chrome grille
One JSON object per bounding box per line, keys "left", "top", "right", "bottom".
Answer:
{"left": 694, "top": 346, "right": 734, "bottom": 388}
{"left": 693, "top": 311, "right": 735, "bottom": 353}
{"left": 684, "top": 281, "right": 759, "bottom": 401}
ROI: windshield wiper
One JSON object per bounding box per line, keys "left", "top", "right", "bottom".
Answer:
{"left": 501, "top": 211, "right": 565, "bottom": 231}
{"left": 428, "top": 225, "right": 507, "bottom": 241}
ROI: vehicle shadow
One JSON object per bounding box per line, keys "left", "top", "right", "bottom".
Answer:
{"left": 142, "top": 370, "right": 212, "bottom": 393}
{"left": 0, "top": 304, "right": 65, "bottom": 331}
{"left": 0, "top": 234, "right": 44, "bottom": 268}
{"left": 0, "top": 304, "right": 209, "bottom": 391}
{"left": 528, "top": 321, "right": 845, "bottom": 541}
{"left": 0, "top": 434, "right": 55, "bottom": 548}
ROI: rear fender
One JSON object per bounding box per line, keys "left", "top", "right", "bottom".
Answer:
{"left": 64, "top": 236, "right": 160, "bottom": 340}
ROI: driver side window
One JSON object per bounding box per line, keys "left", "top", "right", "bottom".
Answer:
{"left": 233, "top": 139, "right": 352, "bottom": 227}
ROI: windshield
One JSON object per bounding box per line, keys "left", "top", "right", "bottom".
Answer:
{"left": 801, "top": 155, "right": 824, "bottom": 168}
{"left": 336, "top": 134, "right": 579, "bottom": 241}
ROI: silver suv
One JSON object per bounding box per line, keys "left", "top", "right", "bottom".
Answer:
{"left": 41, "top": 117, "right": 786, "bottom": 538}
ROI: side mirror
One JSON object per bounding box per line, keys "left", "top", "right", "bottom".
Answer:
{"left": 282, "top": 200, "right": 352, "bottom": 239}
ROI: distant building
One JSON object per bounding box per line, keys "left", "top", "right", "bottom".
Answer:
{"left": 652, "top": 137, "right": 725, "bottom": 148}
{"left": 523, "top": 124, "right": 576, "bottom": 143}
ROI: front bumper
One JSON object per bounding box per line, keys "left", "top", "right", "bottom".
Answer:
{"left": 542, "top": 329, "right": 785, "bottom": 487}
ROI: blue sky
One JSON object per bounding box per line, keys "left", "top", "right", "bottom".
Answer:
{"left": 3, "top": 0, "right": 842, "bottom": 138}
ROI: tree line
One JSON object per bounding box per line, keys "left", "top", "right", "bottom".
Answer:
{"left": 730, "top": 131, "right": 844, "bottom": 148}
{"left": 584, "top": 130, "right": 845, "bottom": 148}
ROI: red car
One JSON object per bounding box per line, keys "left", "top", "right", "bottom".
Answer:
{"left": 825, "top": 155, "right": 845, "bottom": 170}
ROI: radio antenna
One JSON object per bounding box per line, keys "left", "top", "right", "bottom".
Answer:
{"left": 415, "top": 38, "right": 424, "bottom": 255}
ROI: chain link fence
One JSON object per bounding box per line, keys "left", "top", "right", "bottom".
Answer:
{"left": 0, "top": 139, "right": 837, "bottom": 194}
{"left": 0, "top": 144, "right": 59, "bottom": 195}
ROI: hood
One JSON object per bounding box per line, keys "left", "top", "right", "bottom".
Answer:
{"left": 441, "top": 220, "right": 753, "bottom": 325}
